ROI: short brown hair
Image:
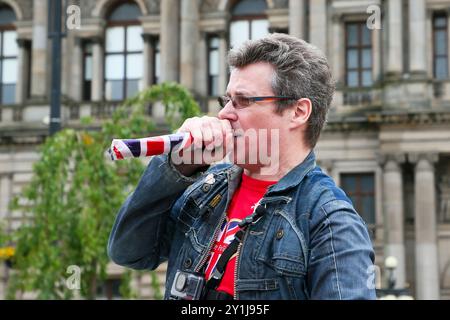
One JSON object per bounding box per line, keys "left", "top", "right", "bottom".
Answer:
{"left": 228, "top": 33, "right": 335, "bottom": 148}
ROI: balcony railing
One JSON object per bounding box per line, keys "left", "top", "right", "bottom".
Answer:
{"left": 337, "top": 86, "right": 382, "bottom": 108}
{"left": 0, "top": 100, "right": 138, "bottom": 126}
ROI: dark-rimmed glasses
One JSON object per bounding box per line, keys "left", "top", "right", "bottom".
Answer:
{"left": 218, "top": 95, "right": 297, "bottom": 109}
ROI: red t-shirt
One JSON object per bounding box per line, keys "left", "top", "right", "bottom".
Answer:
{"left": 204, "top": 173, "right": 277, "bottom": 296}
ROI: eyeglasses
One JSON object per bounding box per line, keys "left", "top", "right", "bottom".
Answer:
{"left": 218, "top": 95, "right": 297, "bottom": 109}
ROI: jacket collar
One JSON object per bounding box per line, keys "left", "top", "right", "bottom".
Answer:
{"left": 224, "top": 150, "right": 316, "bottom": 195}
{"left": 267, "top": 150, "right": 316, "bottom": 194}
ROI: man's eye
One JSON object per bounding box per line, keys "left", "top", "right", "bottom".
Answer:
{"left": 237, "top": 97, "right": 250, "bottom": 106}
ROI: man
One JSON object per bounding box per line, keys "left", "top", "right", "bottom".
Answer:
{"left": 108, "top": 33, "right": 376, "bottom": 300}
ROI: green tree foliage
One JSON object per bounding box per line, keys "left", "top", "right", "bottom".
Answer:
{"left": 2, "top": 82, "right": 201, "bottom": 299}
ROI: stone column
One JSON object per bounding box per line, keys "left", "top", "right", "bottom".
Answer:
{"left": 409, "top": 153, "right": 440, "bottom": 300}
{"left": 330, "top": 15, "right": 343, "bottom": 84}
{"left": 142, "top": 34, "right": 154, "bottom": 89}
{"left": 386, "top": 0, "right": 403, "bottom": 75}
{"left": 0, "top": 175, "right": 12, "bottom": 220}
{"left": 0, "top": 174, "right": 11, "bottom": 300}
{"left": 160, "top": 0, "right": 180, "bottom": 82}
{"left": 91, "top": 37, "right": 104, "bottom": 101}
{"left": 309, "top": 0, "right": 327, "bottom": 54}
{"left": 31, "top": 0, "right": 48, "bottom": 98}
{"left": 70, "top": 37, "right": 83, "bottom": 101}
{"left": 289, "top": 0, "right": 305, "bottom": 39}
{"left": 180, "top": 0, "right": 199, "bottom": 91}
{"left": 15, "top": 39, "right": 28, "bottom": 104}
{"left": 409, "top": 0, "right": 427, "bottom": 75}
{"left": 218, "top": 31, "right": 228, "bottom": 95}
{"left": 196, "top": 31, "right": 207, "bottom": 97}
{"left": 382, "top": 154, "right": 406, "bottom": 289}
{"left": 372, "top": 25, "right": 381, "bottom": 83}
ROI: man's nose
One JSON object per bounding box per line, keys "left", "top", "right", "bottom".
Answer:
{"left": 218, "top": 102, "right": 238, "bottom": 121}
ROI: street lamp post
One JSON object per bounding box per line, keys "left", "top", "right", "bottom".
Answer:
{"left": 385, "top": 256, "right": 398, "bottom": 290}
{"left": 377, "top": 256, "right": 413, "bottom": 299}
{"left": 48, "top": 0, "right": 65, "bottom": 136}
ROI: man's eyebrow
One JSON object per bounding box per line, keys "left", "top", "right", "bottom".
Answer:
{"left": 234, "top": 90, "right": 253, "bottom": 96}
{"left": 225, "top": 89, "right": 254, "bottom": 96}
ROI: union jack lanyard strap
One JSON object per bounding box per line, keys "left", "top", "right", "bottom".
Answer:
{"left": 206, "top": 204, "right": 267, "bottom": 290}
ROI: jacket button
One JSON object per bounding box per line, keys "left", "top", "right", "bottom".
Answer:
{"left": 276, "top": 228, "right": 284, "bottom": 240}
{"left": 202, "top": 184, "right": 211, "bottom": 192}
{"left": 183, "top": 258, "right": 192, "bottom": 269}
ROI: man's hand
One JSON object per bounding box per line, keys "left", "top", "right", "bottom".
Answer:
{"left": 172, "top": 116, "right": 234, "bottom": 176}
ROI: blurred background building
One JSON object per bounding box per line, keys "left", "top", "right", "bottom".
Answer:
{"left": 0, "top": 0, "right": 449, "bottom": 299}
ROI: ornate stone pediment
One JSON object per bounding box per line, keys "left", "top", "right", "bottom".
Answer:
{"left": 201, "top": 0, "right": 221, "bottom": 12}
{"left": 145, "top": 0, "right": 160, "bottom": 14}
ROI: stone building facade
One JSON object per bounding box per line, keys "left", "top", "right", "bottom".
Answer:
{"left": 0, "top": 0, "right": 450, "bottom": 299}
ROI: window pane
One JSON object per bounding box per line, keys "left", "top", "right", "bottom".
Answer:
{"left": 0, "top": 7, "right": 16, "bottom": 26}
{"left": 232, "top": 0, "right": 267, "bottom": 16}
{"left": 209, "top": 49, "right": 219, "bottom": 76}
{"left": 434, "top": 30, "right": 447, "bottom": 55}
{"left": 362, "top": 25, "right": 371, "bottom": 46}
{"left": 1, "top": 84, "right": 15, "bottom": 104}
{"left": 361, "top": 174, "right": 374, "bottom": 193}
{"left": 347, "top": 49, "right": 358, "bottom": 69}
{"left": 127, "top": 26, "right": 143, "bottom": 52}
{"left": 84, "top": 56, "right": 92, "bottom": 80}
{"left": 105, "top": 80, "right": 124, "bottom": 100}
{"left": 434, "top": 16, "right": 447, "bottom": 28}
{"left": 341, "top": 175, "right": 356, "bottom": 193}
{"left": 361, "top": 196, "right": 375, "bottom": 224}
{"left": 230, "top": 20, "right": 249, "bottom": 48}
{"left": 362, "top": 49, "right": 372, "bottom": 68}
{"left": 126, "top": 79, "right": 139, "bottom": 98}
{"left": 154, "top": 40, "right": 160, "bottom": 84}
{"left": 362, "top": 71, "right": 372, "bottom": 86}
{"left": 209, "top": 75, "right": 219, "bottom": 96}
{"left": 83, "top": 80, "right": 91, "bottom": 101}
{"left": 251, "top": 19, "right": 269, "bottom": 40}
{"left": 2, "top": 58, "right": 17, "bottom": 83}
{"left": 347, "top": 24, "right": 358, "bottom": 46}
{"left": 3, "top": 31, "right": 18, "bottom": 56}
{"left": 105, "top": 54, "right": 124, "bottom": 80}
{"left": 126, "top": 53, "right": 143, "bottom": 79}
{"left": 347, "top": 71, "right": 359, "bottom": 87}
{"left": 435, "top": 57, "right": 448, "bottom": 79}
{"left": 108, "top": 3, "right": 140, "bottom": 21}
{"left": 106, "top": 27, "right": 125, "bottom": 52}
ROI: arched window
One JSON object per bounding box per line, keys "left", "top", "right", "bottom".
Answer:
{"left": 104, "top": 2, "right": 143, "bottom": 101}
{"left": 0, "top": 4, "right": 17, "bottom": 105}
{"left": 229, "top": 0, "right": 269, "bottom": 48}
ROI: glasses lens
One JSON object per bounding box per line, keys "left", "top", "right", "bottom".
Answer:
{"left": 235, "top": 96, "right": 252, "bottom": 108}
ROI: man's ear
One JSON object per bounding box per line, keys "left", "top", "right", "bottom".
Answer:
{"left": 289, "top": 98, "right": 312, "bottom": 129}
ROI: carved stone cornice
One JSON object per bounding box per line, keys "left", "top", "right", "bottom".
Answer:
{"left": 367, "top": 110, "right": 450, "bottom": 126}
{"left": 324, "top": 117, "right": 378, "bottom": 132}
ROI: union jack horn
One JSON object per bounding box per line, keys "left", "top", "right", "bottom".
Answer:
{"left": 108, "top": 132, "right": 193, "bottom": 160}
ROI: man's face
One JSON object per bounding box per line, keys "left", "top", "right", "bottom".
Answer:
{"left": 218, "top": 62, "right": 287, "bottom": 171}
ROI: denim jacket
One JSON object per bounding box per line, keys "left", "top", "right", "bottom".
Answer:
{"left": 108, "top": 151, "right": 376, "bottom": 300}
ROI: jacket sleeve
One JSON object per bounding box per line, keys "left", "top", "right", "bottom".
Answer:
{"left": 107, "top": 155, "right": 204, "bottom": 270}
{"left": 307, "top": 199, "right": 377, "bottom": 300}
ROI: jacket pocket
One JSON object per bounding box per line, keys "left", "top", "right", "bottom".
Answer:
{"left": 257, "top": 210, "right": 307, "bottom": 277}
